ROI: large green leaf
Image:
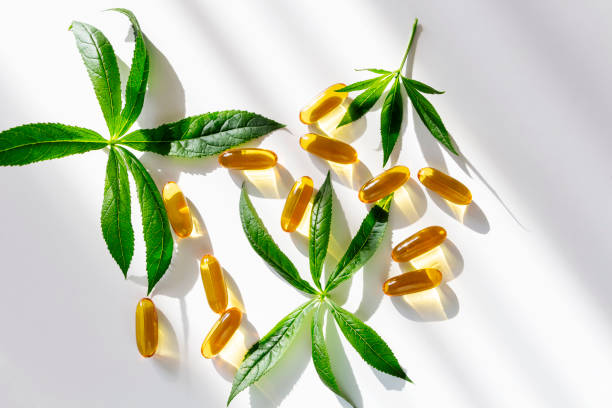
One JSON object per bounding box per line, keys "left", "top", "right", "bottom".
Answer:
{"left": 116, "top": 147, "right": 173, "bottom": 293}
{"left": 328, "top": 300, "right": 410, "bottom": 382}
{"left": 0, "top": 123, "right": 107, "bottom": 166}
{"left": 311, "top": 303, "right": 354, "bottom": 407}
{"left": 101, "top": 147, "right": 134, "bottom": 275}
{"left": 110, "top": 8, "right": 150, "bottom": 137}
{"left": 309, "top": 172, "right": 332, "bottom": 290}
{"left": 70, "top": 21, "right": 122, "bottom": 137}
{"left": 380, "top": 76, "right": 403, "bottom": 166}
{"left": 335, "top": 76, "right": 387, "bottom": 93}
{"left": 228, "top": 299, "right": 316, "bottom": 405}
{"left": 337, "top": 75, "right": 393, "bottom": 128}
{"left": 239, "top": 185, "right": 317, "bottom": 296}
{"left": 119, "top": 110, "right": 284, "bottom": 157}
{"left": 325, "top": 195, "right": 392, "bottom": 292}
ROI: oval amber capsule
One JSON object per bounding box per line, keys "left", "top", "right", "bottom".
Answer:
{"left": 200, "top": 255, "right": 228, "bottom": 314}
{"left": 418, "top": 167, "right": 472, "bottom": 205}
{"left": 358, "top": 166, "right": 411, "bottom": 204}
{"left": 201, "top": 307, "right": 242, "bottom": 359}
{"left": 299, "top": 133, "right": 358, "bottom": 164}
{"left": 162, "top": 182, "right": 193, "bottom": 238}
{"left": 392, "top": 226, "right": 447, "bottom": 262}
{"left": 383, "top": 269, "right": 443, "bottom": 296}
{"left": 218, "top": 148, "right": 277, "bottom": 170}
{"left": 135, "top": 298, "right": 158, "bottom": 358}
{"left": 281, "top": 176, "right": 314, "bottom": 232}
{"left": 299, "top": 83, "right": 348, "bottom": 124}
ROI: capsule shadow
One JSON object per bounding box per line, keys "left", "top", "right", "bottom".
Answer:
{"left": 212, "top": 313, "right": 260, "bottom": 382}
{"left": 390, "top": 283, "right": 459, "bottom": 321}
{"left": 307, "top": 97, "right": 367, "bottom": 144}
{"left": 399, "top": 238, "right": 464, "bottom": 283}
{"left": 228, "top": 162, "right": 294, "bottom": 199}
{"left": 388, "top": 179, "right": 427, "bottom": 229}
{"left": 151, "top": 308, "right": 180, "bottom": 377}
{"left": 424, "top": 187, "right": 490, "bottom": 234}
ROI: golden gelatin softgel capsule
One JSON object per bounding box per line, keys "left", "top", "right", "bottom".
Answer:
{"left": 162, "top": 182, "right": 193, "bottom": 238}
{"left": 392, "top": 226, "right": 447, "bottom": 262}
{"left": 218, "top": 148, "right": 277, "bottom": 170}
{"left": 418, "top": 167, "right": 472, "bottom": 205}
{"left": 200, "top": 255, "right": 228, "bottom": 314}
{"left": 281, "top": 176, "right": 314, "bottom": 232}
{"left": 135, "top": 297, "right": 158, "bottom": 358}
{"left": 299, "top": 133, "right": 358, "bottom": 164}
{"left": 299, "top": 83, "right": 348, "bottom": 124}
{"left": 201, "top": 307, "right": 242, "bottom": 359}
{"left": 383, "top": 269, "right": 443, "bottom": 296}
{"left": 358, "top": 166, "right": 411, "bottom": 204}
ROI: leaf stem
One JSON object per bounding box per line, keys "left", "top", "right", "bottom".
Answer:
{"left": 397, "top": 18, "right": 419, "bottom": 74}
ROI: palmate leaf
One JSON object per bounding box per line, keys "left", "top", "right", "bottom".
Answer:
{"left": 119, "top": 110, "right": 284, "bottom": 157}
{"left": 337, "top": 75, "right": 393, "bottom": 128}
{"left": 309, "top": 172, "right": 332, "bottom": 290}
{"left": 381, "top": 76, "right": 403, "bottom": 166}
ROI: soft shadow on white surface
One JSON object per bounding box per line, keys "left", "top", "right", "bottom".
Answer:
{"left": 152, "top": 308, "right": 180, "bottom": 376}
{"left": 228, "top": 161, "right": 295, "bottom": 199}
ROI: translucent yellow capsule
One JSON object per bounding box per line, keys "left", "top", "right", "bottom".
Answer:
{"left": 218, "top": 148, "right": 277, "bottom": 170}
{"left": 358, "top": 166, "right": 411, "bottom": 204}
{"left": 418, "top": 167, "right": 472, "bottom": 205}
{"left": 135, "top": 298, "right": 158, "bottom": 358}
{"left": 200, "top": 255, "right": 228, "bottom": 314}
{"left": 299, "top": 83, "right": 348, "bottom": 124}
{"left": 162, "top": 182, "right": 193, "bottom": 238}
{"left": 392, "top": 226, "right": 447, "bottom": 262}
{"left": 281, "top": 176, "right": 314, "bottom": 232}
{"left": 201, "top": 307, "right": 242, "bottom": 359}
{"left": 383, "top": 269, "right": 443, "bottom": 296}
{"left": 299, "top": 133, "right": 358, "bottom": 164}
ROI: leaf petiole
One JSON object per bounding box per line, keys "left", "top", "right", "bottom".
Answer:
{"left": 397, "top": 18, "right": 419, "bottom": 73}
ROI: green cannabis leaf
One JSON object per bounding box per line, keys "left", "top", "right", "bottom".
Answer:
{"left": 337, "top": 18, "right": 458, "bottom": 165}
{"left": 231, "top": 173, "right": 407, "bottom": 406}
{"left": 0, "top": 10, "right": 284, "bottom": 293}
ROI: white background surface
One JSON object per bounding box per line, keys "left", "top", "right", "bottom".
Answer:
{"left": 1, "top": 1, "right": 611, "bottom": 407}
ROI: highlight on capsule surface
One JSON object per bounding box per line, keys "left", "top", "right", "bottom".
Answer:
{"left": 299, "top": 83, "right": 348, "bottom": 125}
{"left": 417, "top": 167, "right": 472, "bottom": 205}
{"left": 218, "top": 148, "right": 278, "bottom": 170}
{"left": 201, "top": 307, "right": 243, "bottom": 359}
{"left": 162, "top": 182, "right": 193, "bottom": 238}
{"left": 281, "top": 176, "right": 314, "bottom": 232}
{"left": 299, "top": 133, "right": 358, "bottom": 164}
{"left": 383, "top": 268, "right": 443, "bottom": 296}
{"left": 135, "top": 297, "right": 158, "bottom": 358}
{"left": 392, "top": 226, "right": 447, "bottom": 262}
{"left": 358, "top": 165, "right": 411, "bottom": 204}
{"left": 200, "top": 255, "right": 228, "bottom": 314}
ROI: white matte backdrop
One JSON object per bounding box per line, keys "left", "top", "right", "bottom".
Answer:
{"left": 1, "top": 1, "right": 611, "bottom": 407}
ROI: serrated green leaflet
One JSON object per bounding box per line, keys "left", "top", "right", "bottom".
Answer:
{"left": 336, "top": 76, "right": 387, "bottom": 93}
{"left": 337, "top": 74, "right": 393, "bottom": 128}
{"left": 0, "top": 123, "right": 107, "bottom": 166}
{"left": 381, "top": 76, "right": 403, "bottom": 166}
{"left": 402, "top": 77, "right": 444, "bottom": 94}
{"left": 328, "top": 300, "right": 410, "bottom": 382}
{"left": 119, "top": 110, "right": 284, "bottom": 157}
{"left": 309, "top": 172, "right": 332, "bottom": 290}
{"left": 228, "top": 299, "right": 317, "bottom": 405}
{"left": 101, "top": 147, "right": 134, "bottom": 275}
{"left": 355, "top": 68, "right": 391, "bottom": 74}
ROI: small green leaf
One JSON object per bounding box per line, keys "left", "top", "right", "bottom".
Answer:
{"left": 401, "top": 77, "right": 444, "bottom": 94}
{"left": 228, "top": 299, "right": 316, "bottom": 405}
{"left": 119, "top": 110, "right": 284, "bottom": 157}
{"left": 325, "top": 195, "right": 392, "bottom": 292}
{"left": 380, "top": 76, "right": 403, "bottom": 166}
{"left": 309, "top": 172, "right": 332, "bottom": 290}
{"left": 337, "top": 75, "right": 393, "bottom": 128}
{"left": 402, "top": 77, "right": 458, "bottom": 155}
{"left": 101, "top": 147, "right": 134, "bottom": 275}
{"left": 335, "top": 76, "right": 386, "bottom": 93}
{"left": 355, "top": 68, "right": 392, "bottom": 74}
{"left": 311, "top": 303, "right": 355, "bottom": 407}
{"left": 328, "top": 300, "right": 410, "bottom": 382}
{"left": 239, "top": 184, "right": 317, "bottom": 295}
{"left": 116, "top": 147, "right": 173, "bottom": 293}
{"left": 70, "top": 21, "right": 122, "bottom": 137}
{"left": 109, "top": 8, "right": 150, "bottom": 137}
{"left": 0, "top": 123, "right": 107, "bottom": 166}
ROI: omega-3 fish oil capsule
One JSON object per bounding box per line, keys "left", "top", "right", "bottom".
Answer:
{"left": 417, "top": 167, "right": 472, "bottom": 205}
{"left": 162, "top": 182, "right": 193, "bottom": 238}
{"left": 392, "top": 226, "right": 447, "bottom": 262}
{"left": 281, "top": 176, "right": 314, "bottom": 232}
{"left": 218, "top": 148, "right": 277, "bottom": 170}
{"left": 200, "top": 255, "right": 228, "bottom": 314}
{"left": 358, "top": 166, "right": 411, "bottom": 204}
{"left": 299, "top": 133, "right": 358, "bottom": 164}
{"left": 383, "top": 268, "right": 443, "bottom": 296}
{"left": 135, "top": 298, "right": 158, "bottom": 358}
{"left": 201, "top": 307, "right": 242, "bottom": 359}
{"left": 299, "top": 83, "right": 348, "bottom": 124}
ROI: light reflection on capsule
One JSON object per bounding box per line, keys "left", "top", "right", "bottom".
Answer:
{"left": 201, "top": 307, "right": 243, "bottom": 359}
{"left": 392, "top": 226, "right": 447, "bottom": 263}
{"left": 200, "top": 255, "right": 228, "bottom": 314}
{"left": 382, "top": 268, "right": 443, "bottom": 296}
{"left": 299, "top": 83, "right": 348, "bottom": 125}
{"left": 281, "top": 176, "right": 314, "bottom": 232}
{"left": 299, "top": 133, "right": 358, "bottom": 164}
{"left": 135, "top": 297, "right": 158, "bottom": 358}
{"left": 358, "top": 166, "right": 410, "bottom": 204}
{"left": 162, "top": 182, "right": 193, "bottom": 238}
{"left": 218, "top": 148, "right": 277, "bottom": 170}
{"left": 418, "top": 167, "right": 472, "bottom": 205}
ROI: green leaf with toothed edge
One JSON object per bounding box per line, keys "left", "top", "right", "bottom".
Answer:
{"left": 401, "top": 77, "right": 445, "bottom": 94}
{"left": 309, "top": 172, "right": 333, "bottom": 290}
{"left": 337, "top": 74, "right": 393, "bottom": 128}
{"left": 335, "top": 75, "right": 389, "bottom": 93}
{"left": 381, "top": 75, "right": 403, "bottom": 166}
